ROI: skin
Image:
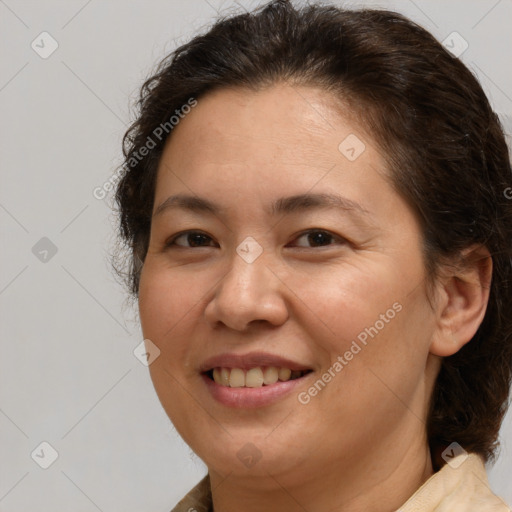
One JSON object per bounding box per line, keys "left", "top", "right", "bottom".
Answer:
{"left": 138, "top": 83, "right": 491, "bottom": 512}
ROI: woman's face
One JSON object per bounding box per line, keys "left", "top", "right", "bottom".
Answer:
{"left": 138, "top": 83, "right": 441, "bottom": 486}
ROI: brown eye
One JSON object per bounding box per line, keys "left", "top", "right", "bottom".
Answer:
{"left": 292, "top": 230, "right": 346, "bottom": 248}
{"left": 166, "top": 231, "right": 216, "bottom": 248}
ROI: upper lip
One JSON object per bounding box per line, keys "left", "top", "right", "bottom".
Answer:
{"left": 199, "top": 352, "right": 313, "bottom": 372}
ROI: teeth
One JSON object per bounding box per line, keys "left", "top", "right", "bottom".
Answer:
{"left": 229, "top": 368, "right": 245, "bottom": 388}
{"left": 263, "top": 366, "right": 279, "bottom": 385}
{"left": 220, "top": 367, "right": 230, "bottom": 386}
{"left": 211, "top": 366, "right": 307, "bottom": 388}
{"left": 246, "top": 368, "right": 264, "bottom": 388}
{"left": 278, "top": 368, "right": 292, "bottom": 381}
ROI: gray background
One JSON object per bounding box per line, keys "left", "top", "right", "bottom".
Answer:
{"left": 1, "top": 0, "right": 511, "bottom": 510}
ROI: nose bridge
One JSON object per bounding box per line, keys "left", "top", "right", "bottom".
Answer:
{"left": 228, "top": 245, "right": 270, "bottom": 299}
{"left": 205, "top": 242, "right": 288, "bottom": 330}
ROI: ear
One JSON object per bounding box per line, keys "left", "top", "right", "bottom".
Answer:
{"left": 429, "top": 245, "right": 492, "bottom": 357}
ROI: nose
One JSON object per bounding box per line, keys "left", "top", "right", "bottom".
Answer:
{"left": 204, "top": 248, "right": 289, "bottom": 332}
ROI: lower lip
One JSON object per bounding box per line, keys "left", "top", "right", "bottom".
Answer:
{"left": 202, "top": 373, "right": 311, "bottom": 408}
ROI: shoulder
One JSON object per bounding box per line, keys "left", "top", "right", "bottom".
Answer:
{"left": 170, "top": 474, "right": 212, "bottom": 512}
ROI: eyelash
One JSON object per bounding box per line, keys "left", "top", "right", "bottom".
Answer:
{"left": 165, "top": 229, "right": 348, "bottom": 249}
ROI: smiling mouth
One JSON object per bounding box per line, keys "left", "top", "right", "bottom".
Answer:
{"left": 204, "top": 367, "right": 313, "bottom": 388}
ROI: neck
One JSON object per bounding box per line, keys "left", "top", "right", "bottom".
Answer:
{"left": 209, "top": 439, "right": 434, "bottom": 512}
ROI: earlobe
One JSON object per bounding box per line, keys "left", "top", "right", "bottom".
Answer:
{"left": 429, "top": 245, "right": 492, "bottom": 357}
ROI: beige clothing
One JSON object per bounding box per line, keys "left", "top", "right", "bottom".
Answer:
{"left": 170, "top": 453, "right": 510, "bottom": 511}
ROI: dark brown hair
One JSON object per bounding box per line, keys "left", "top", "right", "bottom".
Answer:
{"left": 114, "top": 0, "right": 512, "bottom": 462}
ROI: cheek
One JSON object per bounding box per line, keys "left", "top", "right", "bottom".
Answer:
{"left": 138, "top": 258, "right": 221, "bottom": 388}
{"left": 291, "top": 257, "right": 433, "bottom": 383}
{"left": 288, "top": 261, "right": 405, "bottom": 349}
{"left": 138, "top": 260, "right": 202, "bottom": 340}
{"left": 138, "top": 262, "right": 207, "bottom": 423}
{"left": 319, "top": 283, "right": 434, "bottom": 418}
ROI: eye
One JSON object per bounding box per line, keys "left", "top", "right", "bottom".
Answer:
{"left": 291, "top": 229, "right": 347, "bottom": 248}
{"left": 165, "top": 230, "right": 217, "bottom": 248}
{"left": 164, "top": 229, "right": 347, "bottom": 250}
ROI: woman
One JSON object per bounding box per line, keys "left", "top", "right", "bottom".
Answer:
{"left": 114, "top": 1, "right": 512, "bottom": 510}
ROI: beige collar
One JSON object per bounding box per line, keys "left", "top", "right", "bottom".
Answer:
{"left": 397, "top": 453, "right": 510, "bottom": 511}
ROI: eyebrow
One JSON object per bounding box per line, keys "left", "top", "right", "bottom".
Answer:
{"left": 153, "top": 192, "right": 371, "bottom": 219}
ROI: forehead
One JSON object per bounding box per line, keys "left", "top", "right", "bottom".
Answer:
{"left": 156, "top": 83, "right": 383, "bottom": 190}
